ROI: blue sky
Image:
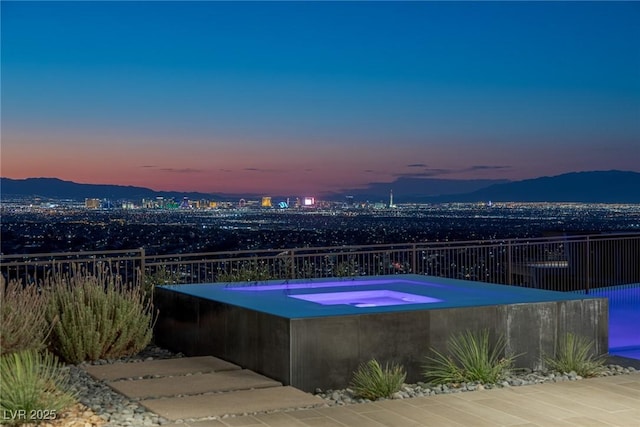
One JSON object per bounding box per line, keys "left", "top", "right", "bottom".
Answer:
{"left": 2, "top": 1, "right": 639, "bottom": 195}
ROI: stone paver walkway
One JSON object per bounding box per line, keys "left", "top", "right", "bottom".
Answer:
{"left": 82, "top": 357, "right": 323, "bottom": 422}
{"left": 83, "top": 356, "right": 240, "bottom": 381}
{"left": 141, "top": 386, "right": 324, "bottom": 421}
{"left": 108, "top": 369, "right": 282, "bottom": 399}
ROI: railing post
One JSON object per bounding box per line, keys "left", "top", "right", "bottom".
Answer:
{"left": 411, "top": 243, "right": 417, "bottom": 274}
{"left": 290, "top": 250, "right": 296, "bottom": 280}
{"left": 140, "top": 247, "right": 146, "bottom": 288}
{"left": 585, "top": 237, "right": 590, "bottom": 294}
{"left": 507, "top": 240, "right": 513, "bottom": 285}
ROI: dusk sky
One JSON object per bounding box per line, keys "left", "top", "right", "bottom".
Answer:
{"left": 2, "top": 1, "right": 639, "bottom": 196}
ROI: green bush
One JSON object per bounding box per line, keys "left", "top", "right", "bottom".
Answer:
{"left": 350, "top": 359, "right": 407, "bottom": 400}
{"left": 0, "top": 277, "right": 52, "bottom": 356}
{"left": 45, "top": 267, "right": 157, "bottom": 364}
{"left": 543, "top": 333, "right": 605, "bottom": 378}
{"left": 0, "top": 349, "right": 76, "bottom": 425}
{"left": 142, "top": 266, "right": 183, "bottom": 297}
{"left": 334, "top": 259, "right": 359, "bottom": 278}
{"left": 423, "top": 329, "right": 517, "bottom": 385}
{"left": 216, "top": 260, "right": 272, "bottom": 283}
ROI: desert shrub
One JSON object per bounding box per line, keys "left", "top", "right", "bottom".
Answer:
{"left": 543, "top": 333, "right": 605, "bottom": 378}
{"left": 334, "top": 259, "right": 359, "bottom": 278}
{"left": 0, "top": 349, "right": 76, "bottom": 425}
{"left": 216, "top": 260, "right": 272, "bottom": 283}
{"left": 45, "top": 266, "right": 157, "bottom": 364}
{"left": 350, "top": 359, "right": 406, "bottom": 400}
{"left": 0, "top": 277, "right": 52, "bottom": 355}
{"left": 423, "top": 329, "right": 517, "bottom": 385}
{"left": 142, "top": 266, "right": 183, "bottom": 297}
{"left": 294, "top": 261, "right": 313, "bottom": 279}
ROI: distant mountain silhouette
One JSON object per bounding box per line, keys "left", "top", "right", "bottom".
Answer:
{"left": 425, "top": 170, "right": 640, "bottom": 203}
{"left": 1, "top": 170, "right": 639, "bottom": 203}
{"left": 329, "top": 177, "right": 510, "bottom": 202}
{"left": 0, "top": 177, "right": 219, "bottom": 201}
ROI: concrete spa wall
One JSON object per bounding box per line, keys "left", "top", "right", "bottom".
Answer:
{"left": 153, "top": 288, "right": 608, "bottom": 392}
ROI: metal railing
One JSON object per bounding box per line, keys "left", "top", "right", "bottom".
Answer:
{"left": 0, "top": 249, "right": 145, "bottom": 285}
{"left": 2, "top": 233, "right": 639, "bottom": 294}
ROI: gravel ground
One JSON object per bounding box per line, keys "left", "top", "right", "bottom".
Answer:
{"left": 61, "top": 345, "right": 180, "bottom": 427}
{"left": 315, "top": 364, "right": 639, "bottom": 406}
{"left": 51, "top": 346, "right": 640, "bottom": 427}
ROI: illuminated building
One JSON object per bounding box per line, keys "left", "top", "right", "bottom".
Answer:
{"left": 261, "top": 197, "right": 272, "bottom": 207}
{"left": 85, "top": 198, "right": 101, "bottom": 209}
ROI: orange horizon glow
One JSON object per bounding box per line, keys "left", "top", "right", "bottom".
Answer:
{"left": 3, "top": 130, "right": 640, "bottom": 195}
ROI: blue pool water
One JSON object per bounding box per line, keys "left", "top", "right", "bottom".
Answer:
{"left": 288, "top": 289, "right": 442, "bottom": 307}
{"left": 587, "top": 284, "right": 640, "bottom": 360}
{"left": 164, "top": 274, "right": 599, "bottom": 319}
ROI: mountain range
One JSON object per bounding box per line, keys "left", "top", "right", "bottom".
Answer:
{"left": 1, "top": 170, "right": 639, "bottom": 204}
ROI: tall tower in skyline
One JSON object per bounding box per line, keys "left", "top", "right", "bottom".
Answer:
{"left": 389, "top": 189, "right": 394, "bottom": 208}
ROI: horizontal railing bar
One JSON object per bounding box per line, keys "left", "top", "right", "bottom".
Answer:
{"left": 0, "top": 248, "right": 144, "bottom": 261}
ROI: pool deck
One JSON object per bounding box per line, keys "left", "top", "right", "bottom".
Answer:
{"left": 171, "top": 374, "right": 640, "bottom": 427}
{"left": 85, "top": 356, "right": 640, "bottom": 427}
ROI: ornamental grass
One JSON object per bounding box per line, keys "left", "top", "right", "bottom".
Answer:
{"left": 543, "top": 332, "right": 606, "bottom": 378}
{"left": 423, "top": 329, "right": 518, "bottom": 385}
{"left": 0, "top": 349, "right": 77, "bottom": 425}
{"left": 350, "top": 359, "right": 407, "bottom": 400}
{"left": 0, "top": 277, "right": 52, "bottom": 356}
{"left": 45, "top": 266, "right": 157, "bottom": 364}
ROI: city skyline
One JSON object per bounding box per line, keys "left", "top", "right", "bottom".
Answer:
{"left": 2, "top": 1, "right": 639, "bottom": 195}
